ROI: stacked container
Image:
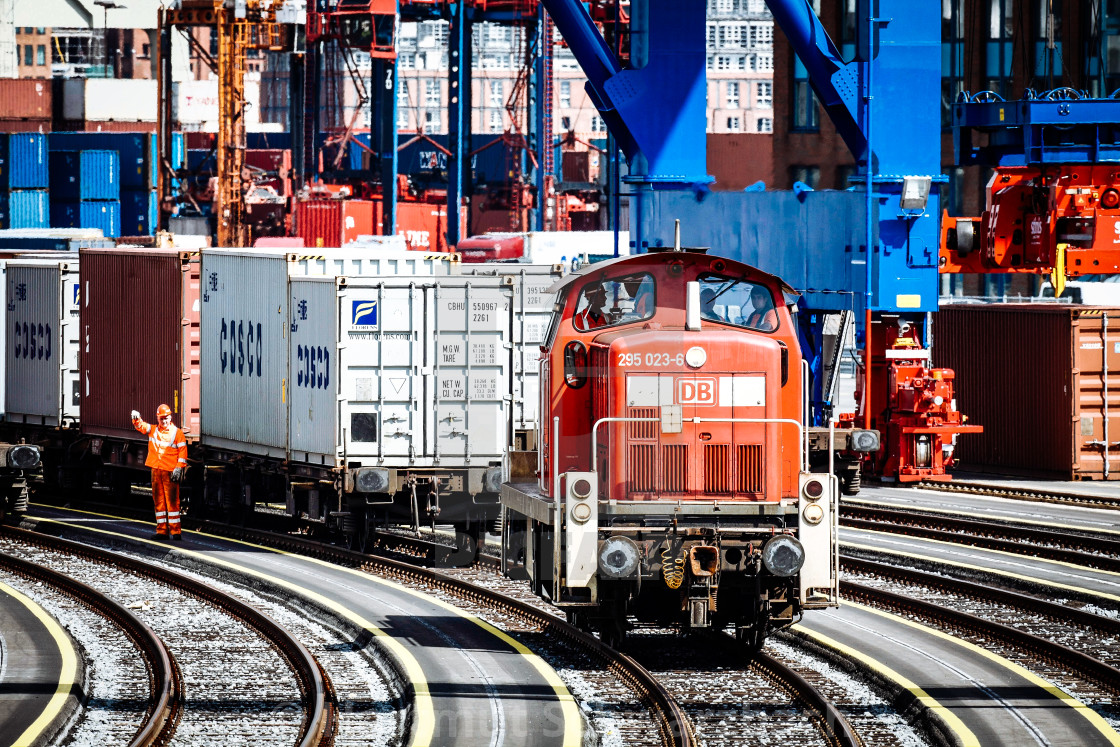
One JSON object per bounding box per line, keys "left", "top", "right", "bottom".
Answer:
{"left": 49, "top": 149, "right": 121, "bottom": 238}
{"left": 0, "top": 80, "right": 52, "bottom": 133}
{"left": 0, "top": 134, "right": 50, "bottom": 229}
{"left": 50, "top": 132, "right": 158, "bottom": 237}
{"left": 295, "top": 200, "right": 378, "bottom": 248}
{"left": 3, "top": 257, "right": 81, "bottom": 428}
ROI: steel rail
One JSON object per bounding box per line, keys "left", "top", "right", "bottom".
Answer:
{"left": 916, "top": 480, "right": 1120, "bottom": 509}
{"left": 841, "top": 577, "right": 1120, "bottom": 698}
{"left": 841, "top": 505, "right": 1120, "bottom": 572}
{"left": 841, "top": 554, "right": 1120, "bottom": 638}
{"left": 191, "top": 519, "right": 698, "bottom": 747}
{"left": 0, "top": 547, "right": 182, "bottom": 747}
{"left": 2, "top": 525, "right": 337, "bottom": 747}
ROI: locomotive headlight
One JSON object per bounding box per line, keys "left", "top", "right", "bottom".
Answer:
{"left": 802, "top": 477, "right": 824, "bottom": 501}
{"left": 571, "top": 478, "right": 592, "bottom": 499}
{"left": 802, "top": 503, "right": 825, "bottom": 525}
{"left": 571, "top": 501, "right": 593, "bottom": 523}
{"left": 685, "top": 346, "right": 707, "bottom": 368}
{"left": 849, "top": 429, "right": 880, "bottom": 453}
{"left": 761, "top": 535, "right": 805, "bottom": 577}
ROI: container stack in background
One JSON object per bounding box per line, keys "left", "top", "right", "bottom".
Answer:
{"left": 0, "top": 134, "right": 50, "bottom": 229}
{"left": 0, "top": 79, "right": 52, "bottom": 134}
{"left": 49, "top": 149, "right": 121, "bottom": 238}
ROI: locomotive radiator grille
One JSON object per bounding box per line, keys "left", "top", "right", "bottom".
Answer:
{"left": 662, "top": 444, "right": 688, "bottom": 493}
{"left": 628, "top": 408, "right": 658, "bottom": 440}
{"left": 738, "top": 444, "right": 764, "bottom": 494}
{"left": 629, "top": 444, "right": 657, "bottom": 492}
{"left": 704, "top": 444, "right": 732, "bottom": 494}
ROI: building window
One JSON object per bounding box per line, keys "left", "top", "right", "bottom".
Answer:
{"left": 36, "top": 45, "right": 46, "bottom": 65}
{"left": 489, "top": 79, "right": 504, "bottom": 108}
{"left": 757, "top": 53, "right": 773, "bottom": 72}
{"left": 398, "top": 80, "right": 410, "bottom": 107}
{"left": 489, "top": 109, "right": 503, "bottom": 133}
{"left": 749, "top": 23, "right": 773, "bottom": 49}
{"left": 1033, "top": 0, "right": 1062, "bottom": 81}
{"left": 790, "top": 166, "right": 821, "bottom": 189}
{"left": 942, "top": 0, "right": 965, "bottom": 127}
{"left": 591, "top": 115, "right": 606, "bottom": 132}
{"left": 425, "top": 79, "right": 440, "bottom": 107}
{"left": 726, "top": 81, "right": 740, "bottom": 108}
{"left": 717, "top": 55, "right": 732, "bottom": 70}
{"left": 424, "top": 110, "right": 438, "bottom": 127}
{"left": 987, "top": 0, "right": 1014, "bottom": 96}
{"left": 792, "top": 57, "right": 819, "bottom": 130}
{"left": 561, "top": 116, "right": 572, "bottom": 130}
{"left": 756, "top": 81, "right": 772, "bottom": 108}
{"left": 23, "top": 45, "right": 33, "bottom": 66}
{"left": 398, "top": 53, "right": 415, "bottom": 69}
{"left": 559, "top": 80, "right": 571, "bottom": 108}
{"left": 36, "top": 27, "right": 45, "bottom": 34}
{"left": 397, "top": 107, "right": 409, "bottom": 128}
{"left": 756, "top": 117, "right": 772, "bottom": 133}
{"left": 727, "top": 116, "right": 741, "bottom": 132}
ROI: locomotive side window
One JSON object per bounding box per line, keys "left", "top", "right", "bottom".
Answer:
{"left": 572, "top": 274, "right": 655, "bottom": 332}
{"left": 698, "top": 274, "right": 779, "bottom": 332}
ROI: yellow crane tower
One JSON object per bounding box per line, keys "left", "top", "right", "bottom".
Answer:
{"left": 160, "top": 0, "right": 292, "bottom": 246}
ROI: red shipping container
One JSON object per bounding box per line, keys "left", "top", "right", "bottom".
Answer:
{"left": 0, "top": 119, "right": 51, "bottom": 133}
{"left": 244, "top": 149, "right": 292, "bottom": 196}
{"left": 0, "top": 79, "right": 52, "bottom": 120}
{"left": 85, "top": 121, "right": 158, "bottom": 133}
{"left": 296, "top": 199, "right": 375, "bottom": 247}
{"left": 184, "top": 132, "right": 216, "bottom": 150}
{"left": 457, "top": 233, "right": 525, "bottom": 262}
{"left": 78, "top": 248, "right": 201, "bottom": 442}
{"left": 397, "top": 201, "right": 467, "bottom": 253}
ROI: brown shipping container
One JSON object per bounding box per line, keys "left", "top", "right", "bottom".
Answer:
{"left": 0, "top": 79, "right": 52, "bottom": 120}
{"left": 79, "top": 248, "right": 201, "bottom": 441}
{"left": 85, "top": 121, "right": 158, "bottom": 134}
{"left": 934, "top": 304, "right": 1120, "bottom": 480}
{"left": 0, "top": 119, "right": 51, "bottom": 134}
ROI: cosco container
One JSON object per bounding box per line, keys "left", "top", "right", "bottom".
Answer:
{"left": 934, "top": 304, "right": 1120, "bottom": 480}
{"left": 287, "top": 274, "right": 514, "bottom": 469}
{"left": 1, "top": 190, "right": 49, "bottom": 229}
{"left": 0, "top": 133, "right": 49, "bottom": 189}
{"left": 49, "top": 150, "right": 121, "bottom": 201}
{"left": 79, "top": 248, "right": 201, "bottom": 442}
{"left": 51, "top": 201, "right": 121, "bottom": 238}
{"left": 3, "top": 258, "right": 80, "bottom": 427}
{"left": 462, "top": 263, "right": 564, "bottom": 442}
{"left": 200, "top": 248, "right": 462, "bottom": 456}
{"left": 49, "top": 133, "right": 157, "bottom": 190}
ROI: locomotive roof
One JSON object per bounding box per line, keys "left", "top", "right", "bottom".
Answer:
{"left": 546, "top": 252, "right": 796, "bottom": 296}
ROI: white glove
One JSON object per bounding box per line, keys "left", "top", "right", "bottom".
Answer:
{"left": 170, "top": 467, "right": 184, "bottom": 483}
{"left": 131, "top": 409, "right": 140, "bottom": 421}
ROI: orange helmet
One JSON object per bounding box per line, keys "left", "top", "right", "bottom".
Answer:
{"left": 156, "top": 404, "right": 172, "bottom": 419}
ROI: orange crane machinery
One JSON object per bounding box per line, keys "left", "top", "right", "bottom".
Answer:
{"left": 159, "top": 1, "right": 295, "bottom": 246}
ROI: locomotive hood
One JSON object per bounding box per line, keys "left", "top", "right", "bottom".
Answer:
{"left": 547, "top": 254, "right": 799, "bottom": 297}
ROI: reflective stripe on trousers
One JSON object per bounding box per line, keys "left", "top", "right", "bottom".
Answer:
{"left": 151, "top": 469, "right": 181, "bottom": 535}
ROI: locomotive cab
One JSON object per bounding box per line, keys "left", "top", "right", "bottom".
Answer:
{"left": 500, "top": 251, "right": 840, "bottom": 649}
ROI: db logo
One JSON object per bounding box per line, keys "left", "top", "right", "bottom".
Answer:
{"left": 678, "top": 378, "right": 716, "bottom": 406}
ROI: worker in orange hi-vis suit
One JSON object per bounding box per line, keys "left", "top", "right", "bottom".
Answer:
{"left": 131, "top": 404, "right": 188, "bottom": 541}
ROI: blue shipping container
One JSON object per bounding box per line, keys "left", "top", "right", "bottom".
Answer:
{"left": 0, "top": 133, "right": 50, "bottom": 190}
{"left": 49, "top": 132, "right": 156, "bottom": 190}
{"left": 51, "top": 200, "right": 121, "bottom": 238}
{"left": 50, "top": 150, "right": 121, "bottom": 201}
{"left": 0, "top": 190, "right": 50, "bottom": 229}
{"left": 120, "top": 190, "right": 158, "bottom": 236}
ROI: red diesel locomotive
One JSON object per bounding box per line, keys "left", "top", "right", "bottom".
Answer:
{"left": 499, "top": 249, "right": 840, "bottom": 648}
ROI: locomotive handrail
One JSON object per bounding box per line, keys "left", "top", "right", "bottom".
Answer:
{"left": 589, "top": 417, "right": 807, "bottom": 473}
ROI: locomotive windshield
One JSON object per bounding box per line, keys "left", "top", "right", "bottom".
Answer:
{"left": 698, "top": 273, "right": 779, "bottom": 332}
{"left": 572, "top": 273, "right": 656, "bottom": 332}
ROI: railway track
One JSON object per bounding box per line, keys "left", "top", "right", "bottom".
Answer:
{"left": 916, "top": 479, "right": 1120, "bottom": 509}
{"left": 0, "top": 524, "right": 337, "bottom": 747}
{"left": 0, "top": 547, "right": 181, "bottom": 747}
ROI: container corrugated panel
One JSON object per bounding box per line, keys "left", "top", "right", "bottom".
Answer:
{"left": 120, "top": 190, "right": 158, "bottom": 236}
{"left": 49, "top": 150, "right": 120, "bottom": 201}
{"left": 200, "top": 249, "right": 290, "bottom": 455}
{"left": 79, "top": 248, "right": 201, "bottom": 440}
{"left": 4, "top": 259, "right": 80, "bottom": 426}
{"left": 934, "top": 304, "right": 1120, "bottom": 480}
{"left": 0, "top": 80, "right": 52, "bottom": 120}
{"left": 288, "top": 275, "right": 514, "bottom": 466}
{"left": 462, "top": 263, "right": 564, "bottom": 434}
{"left": 49, "top": 133, "right": 155, "bottom": 190}
{"left": 51, "top": 201, "right": 121, "bottom": 238}
{"left": 3, "top": 190, "right": 49, "bottom": 229}
{"left": 0, "top": 133, "right": 49, "bottom": 189}
{"left": 286, "top": 247, "right": 456, "bottom": 277}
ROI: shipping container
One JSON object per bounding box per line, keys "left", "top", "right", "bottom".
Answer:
{"left": 49, "top": 132, "right": 157, "bottom": 190}
{"left": 561, "top": 150, "right": 598, "bottom": 184}
{"left": 0, "top": 190, "right": 50, "bottom": 229}
{"left": 244, "top": 148, "right": 292, "bottom": 196}
{"left": 63, "top": 79, "right": 158, "bottom": 123}
{"left": 84, "top": 121, "right": 158, "bottom": 134}
{"left": 3, "top": 258, "right": 80, "bottom": 427}
{"left": 0, "top": 133, "right": 49, "bottom": 189}
{"left": 168, "top": 215, "right": 211, "bottom": 237}
{"left": 0, "top": 230, "right": 112, "bottom": 251}
{"left": 934, "top": 304, "right": 1120, "bottom": 480}
{"left": 49, "top": 150, "right": 120, "bottom": 201}
{"left": 79, "top": 248, "right": 201, "bottom": 441}
{"left": 200, "top": 248, "right": 461, "bottom": 457}
{"left": 172, "top": 79, "right": 260, "bottom": 128}
{"left": 287, "top": 274, "right": 514, "bottom": 468}
{"left": 0, "top": 79, "right": 52, "bottom": 121}
{"left": 457, "top": 234, "right": 525, "bottom": 262}
{"left": 461, "top": 263, "right": 563, "bottom": 441}
{"left": 0, "top": 119, "right": 52, "bottom": 134}
{"left": 296, "top": 200, "right": 376, "bottom": 248}
{"left": 397, "top": 201, "right": 467, "bottom": 253}
{"left": 120, "top": 190, "right": 158, "bottom": 236}
{"left": 51, "top": 201, "right": 121, "bottom": 238}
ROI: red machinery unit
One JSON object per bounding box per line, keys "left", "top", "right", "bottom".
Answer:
{"left": 456, "top": 233, "right": 525, "bottom": 262}
{"left": 942, "top": 166, "right": 1120, "bottom": 280}
{"left": 843, "top": 319, "right": 981, "bottom": 483}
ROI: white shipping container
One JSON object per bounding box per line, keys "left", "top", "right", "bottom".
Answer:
{"left": 3, "top": 259, "right": 80, "bottom": 427}
{"left": 462, "top": 263, "right": 563, "bottom": 435}
{"left": 288, "top": 275, "right": 514, "bottom": 469}
{"left": 524, "top": 231, "right": 630, "bottom": 265}
{"left": 63, "top": 78, "right": 158, "bottom": 122}
{"left": 286, "top": 248, "right": 459, "bottom": 278}
{"left": 172, "top": 79, "right": 259, "bottom": 128}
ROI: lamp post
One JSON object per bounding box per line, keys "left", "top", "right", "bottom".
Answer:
{"left": 93, "top": 0, "right": 124, "bottom": 78}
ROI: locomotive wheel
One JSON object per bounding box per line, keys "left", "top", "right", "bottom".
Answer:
{"left": 737, "top": 598, "right": 770, "bottom": 654}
